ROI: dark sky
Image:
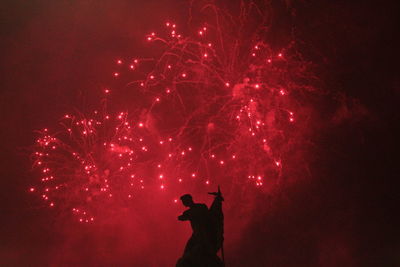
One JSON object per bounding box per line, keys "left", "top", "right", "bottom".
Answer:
{"left": 1, "top": 0, "right": 399, "bottom": 266}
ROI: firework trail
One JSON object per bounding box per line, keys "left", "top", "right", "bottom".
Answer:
{"left": 31, "top": 1, "right": 317, "bottom": 222}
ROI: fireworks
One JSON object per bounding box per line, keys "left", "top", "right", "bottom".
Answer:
{"left": 30, "top": 2, "right": 316, "bottom": 222}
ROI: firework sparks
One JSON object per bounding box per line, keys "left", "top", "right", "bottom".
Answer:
{"left": 30, "top": 3, "right": 316, "bottom": 222}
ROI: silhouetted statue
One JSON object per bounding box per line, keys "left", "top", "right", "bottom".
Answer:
{"left": 176, "top": 187, "right": 224, "bottom": 267}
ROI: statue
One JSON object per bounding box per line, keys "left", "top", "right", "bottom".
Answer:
{"left": 176, "top": 187, "right": 224, "bottom": 267}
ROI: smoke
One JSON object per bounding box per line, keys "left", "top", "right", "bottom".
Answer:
{"left": 1, "top": 0, "right": 398, "bottom": 266}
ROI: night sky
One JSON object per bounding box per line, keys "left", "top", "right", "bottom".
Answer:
{"left": 1, "top": 0, "right": 398, "bottom": 266}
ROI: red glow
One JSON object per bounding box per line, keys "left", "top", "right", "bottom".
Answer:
{"left": 30, "top": 9, "right": 316, "bottom": 225}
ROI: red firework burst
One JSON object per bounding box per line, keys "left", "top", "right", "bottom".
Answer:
{"left": 30, "top": 3, "right": 316, "bottom": 222}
